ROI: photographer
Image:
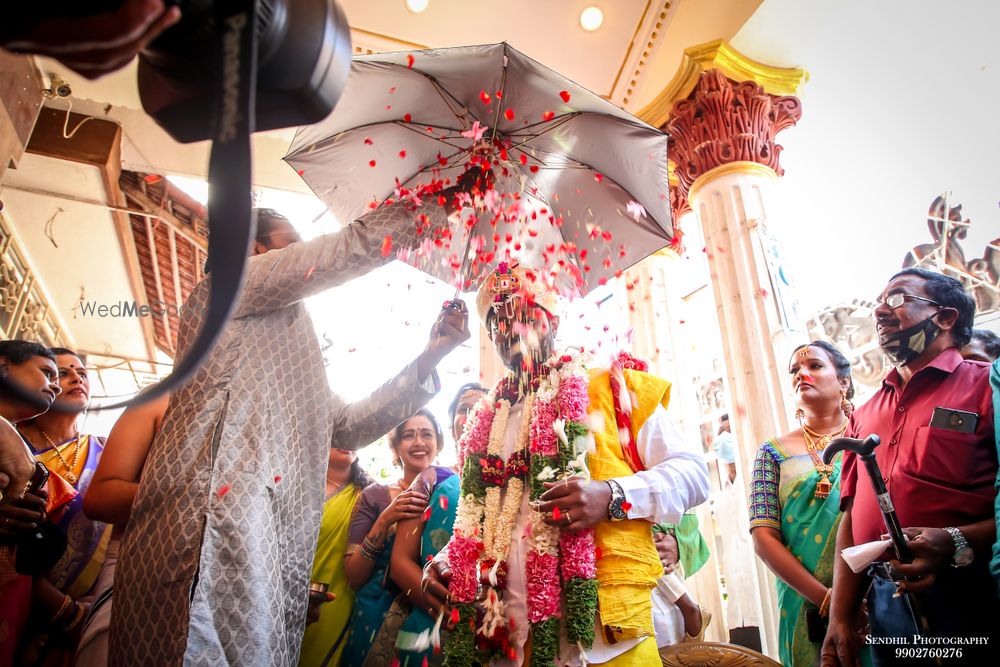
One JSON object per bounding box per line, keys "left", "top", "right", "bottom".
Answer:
{"left": 0, "top": 341, "right": 75, "bottom": 665}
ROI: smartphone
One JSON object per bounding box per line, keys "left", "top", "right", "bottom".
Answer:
{"left": 929, "top": 407, "right": 979, "bottom": 434}
{"left": 22, "top": 460, "right": 49, "bottom": 496}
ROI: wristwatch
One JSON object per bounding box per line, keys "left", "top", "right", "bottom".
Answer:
{"left": 606, "top": 480, "right": 627, "bottom": 521}
{"left": 943, "top": 527, "right": 973, "bottom": 567}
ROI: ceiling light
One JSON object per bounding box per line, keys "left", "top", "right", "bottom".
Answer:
{"left": 580, "top": 6, "right": 604, "bottom": 32}
{"left": 405, "top": 0, "right": 429, "bottom": 13}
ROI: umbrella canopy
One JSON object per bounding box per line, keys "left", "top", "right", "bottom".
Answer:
{"left": 285, "top": 42, "right": 673, "bottom": 295}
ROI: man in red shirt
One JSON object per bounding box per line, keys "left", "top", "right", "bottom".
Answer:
{"left": 822, "top": 268, "right": 998, "bottom": 666}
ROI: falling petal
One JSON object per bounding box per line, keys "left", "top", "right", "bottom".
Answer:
{"left": 480, "top": 90, "right": 492, "bottom": 105}
{"left": 403, "top": 113, "right": 412, "bottom": 122}
{"left": 594, "top": 173, "right": 604, "bottom": 183}
{"left": 217, "top": 484, "right": 231, "bottom": 498}
{"left": 381, "top": 235, "right": 393, "bottom": 257}
{"left": 364, "top": 137, "right": 373, "bottom": 145}
{"left": 406, "top": 54, "right": 415, "bottom": 68}
{"left": 369, "top": 160, "right": 376, "bottom": 167}
{"left": 553, "top": 506, "right": 561, "bottom": 521}
{"left": 626, "top": 200, "right": 646, "bottom": 221}
{"left": 559, "top": 90, "right": 571, "bottom": 103}
{"left": 439, "top": 495, "right": 449, "bottom": 510}
{"left": 274, "top": 475, "right": 282, "bottom": 483}
{"left": 399, "top": 150, "right": 407, "bottom": 158}
{"left": 504, "top": 108, "right": 515, "bottom": 121}
{"left": 542, "top": 111, "right": 555, "bottom": 121}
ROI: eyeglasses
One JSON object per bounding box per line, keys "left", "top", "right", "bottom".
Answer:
{"left": 875, "top": 293, "right": 941, "bottom": 310}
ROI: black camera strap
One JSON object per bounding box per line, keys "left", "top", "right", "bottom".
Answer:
{"left": 1, "top": 0, "right": 258, "bottom": 411}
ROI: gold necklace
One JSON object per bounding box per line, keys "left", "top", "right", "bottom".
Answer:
{"left": 797, "top": 417, "right": 847, "bottom": 499}
{"left": 39, "top": 429, "right": 83, "bottom": 484}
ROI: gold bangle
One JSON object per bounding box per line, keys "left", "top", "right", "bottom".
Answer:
{"left": 819, "top": 588, "right": 832, "bottom": 618}
{"left": 51, "top": 595, "right": 73, "bottom": 624}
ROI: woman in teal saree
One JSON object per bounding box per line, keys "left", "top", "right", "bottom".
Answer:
{"left": 390, "top": 467, "right": 459, "bottom": 666}
{"left": 750, "top": 341, "right": 870, "bottom": 667}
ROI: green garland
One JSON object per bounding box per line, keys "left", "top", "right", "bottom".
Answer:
{"left": 461, "top": 455, "right": 486, "bottom": 498}
{"left": 529, "top": 616, "right": 561, "bottom": 667}
{"left": 563, "top": 577, "right": 598, "bottom": 646}
{"left": 529, "top": 454, "right": 559, "bottom": 500}
{"left": 442, "top": 602, "right": 478, "bottom": 667}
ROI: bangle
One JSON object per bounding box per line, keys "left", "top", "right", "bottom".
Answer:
{"left": 360, "top": 535, "right": 384, "bottom": 561}
{"left": 51, "top": 595, "right": 73, "bottom": 624}
{"left": 819, "top": 588, "right": 832, "bottom": 618}
{"left": 63, "top": 602, "right": 87, "bottom": 632}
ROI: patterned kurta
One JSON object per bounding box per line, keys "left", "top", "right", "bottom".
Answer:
{"left": 109, "top": 203, "right": 439, "bottom": 666}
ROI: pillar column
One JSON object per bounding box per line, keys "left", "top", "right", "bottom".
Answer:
{"left": 662, "top": 45, "right": 806, "bottom": 658}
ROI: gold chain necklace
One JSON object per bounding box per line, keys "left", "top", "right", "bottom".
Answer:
{"left": 797, "top": 418, "right": 847, "bottom": 499}
{"left": 39, "top": 429, "right": 84, "bottom": 484}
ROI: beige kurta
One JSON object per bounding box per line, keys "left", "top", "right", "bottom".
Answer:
{"left": 109, "top": 203, "right": 441, "bottom": 666}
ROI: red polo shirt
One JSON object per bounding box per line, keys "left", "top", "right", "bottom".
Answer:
{"left": 840, "top": 348, "right": 997, "bottom": 545}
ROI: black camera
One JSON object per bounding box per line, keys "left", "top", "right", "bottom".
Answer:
{"left": 0, "top": 0, "right": 353, "bottom": 411}
{"left": 139, "top": 0, "right": 351, "bottom": 143}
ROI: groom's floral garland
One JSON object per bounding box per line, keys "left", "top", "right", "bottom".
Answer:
{"left": 445, "top": 349, "right": 597, "bottom": 667}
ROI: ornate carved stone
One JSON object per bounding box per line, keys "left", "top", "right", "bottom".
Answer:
{"left": 667, "top": 69, "right": 802, "bottom": 197}
{"left": 903, "top": 194, "right": 1000, "bottom": 315}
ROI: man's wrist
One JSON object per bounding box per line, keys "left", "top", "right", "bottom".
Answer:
{"left": 606, "top": 479, "right": 627, "bottom": 520}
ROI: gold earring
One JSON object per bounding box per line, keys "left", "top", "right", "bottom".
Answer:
{"left": 840, "top": 390, "right": 854, "bottom": 418}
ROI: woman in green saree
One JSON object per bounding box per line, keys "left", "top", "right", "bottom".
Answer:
{"left": 298, "top": 448, "right": 373, "bottom": 667}
{"left": 750, "top": 341, "right": 870, "bottom": 667}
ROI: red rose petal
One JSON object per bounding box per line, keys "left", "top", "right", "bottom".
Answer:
{"left": 504, "top": 108, "right": 515, "bottom": 121}
{"left": 381, "top": 235, "right": 393, "bottom": 257}
{"left": 217, "top": 484, "right": 231, "bottom": 498}
{"left": 399, "top": 150, "right": 407, "bottom": 158}
{"left": 559, "top": 90, "right": 571, "bottom": 103}
{"left": 403, "top": 113, "right": 412, "bottom": 122}
{"left": 407, "top": 54, "right": 415, "bottom": 69}
{"left": 620, "top": 501, "right": 632, "bottom": 512}
{"left": 519, "top": 154, "right": 528, "bottom": 165}
{"left": 480, "top": 90, "right": 492, "bottom": 105}
{"left": 451, "top": 607, "right": 460, "bottom": 624}
{"left": 296, "top": 169, "right": 304, "bottom": 176}
{"left": 553, "top": 507, "right": 561, "bottom": 521}
{"left": 542, "top": 111, "right": 555, "bottom": 121}
{"left": 594, "top": 173, "right": 604, "bottom": 183}
{"left": 439, "top": 495, "right": 449, "bottom": 510}
{"left": 364, "top": 137, "right": 373, "bottom": 145}
{"left": 274, "top": 475, "right": 282, "bottom": 484}
{"left": 529, "top": 165, "right": 539, "bottom": 173}
{"left": 369, "top": 159, "right": 377, "bottom": 167}
{"left": 422, "top": 506, "right": 432, "bottom": 521}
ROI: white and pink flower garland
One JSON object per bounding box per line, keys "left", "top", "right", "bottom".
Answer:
{"left": 444, "top": 349, "right": 596, "bottom": 667}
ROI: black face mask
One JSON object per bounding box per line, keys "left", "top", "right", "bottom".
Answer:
{"left": 879, "top": 314, "right": 940, "bottom": 366}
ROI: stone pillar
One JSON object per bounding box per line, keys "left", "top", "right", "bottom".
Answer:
{"left": 666, "top": 64, "right": 803, "bottom": 657}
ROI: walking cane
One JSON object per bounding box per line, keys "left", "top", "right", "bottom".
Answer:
{"left": 823, "top": 435, "right": 932, "bottom": 637}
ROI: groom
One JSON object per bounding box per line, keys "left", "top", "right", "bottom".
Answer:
{"left": 424, "top": 263, "right": 709, "bottom": 666}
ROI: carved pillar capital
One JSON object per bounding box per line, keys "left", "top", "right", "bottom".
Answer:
{"left": 667, "top": 69, "right": 802, "bottom": 200}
